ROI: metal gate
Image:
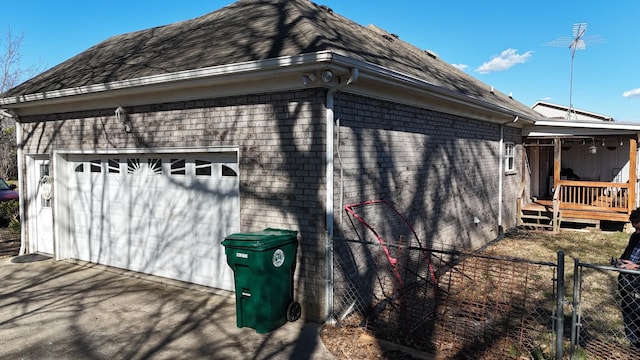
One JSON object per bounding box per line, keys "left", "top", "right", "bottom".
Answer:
{"left": 571, "top": 259, "right": 640, "bottom": 359}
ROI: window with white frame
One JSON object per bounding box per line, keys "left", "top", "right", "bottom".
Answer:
{"left": 504, "top": 143, "right": 515, "bottom": 172}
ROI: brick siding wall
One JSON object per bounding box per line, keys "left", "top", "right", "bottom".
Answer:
{"left": 18, "top": 88, "right": 524, "bottom": 322}
{"left": 19, "top": 89, "right": 330, "bottom": 321}
{"left": 332, "top": 93, "right": 523, "bottom": 250}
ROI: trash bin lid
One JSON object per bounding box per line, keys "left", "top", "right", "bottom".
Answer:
{"left": 222, "top": 228, "right": 298, "bottom": 250}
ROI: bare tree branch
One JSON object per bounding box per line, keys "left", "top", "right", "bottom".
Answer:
{"left": 0, "top": 27, "right": 26, "bottom": 95}
{"left": 0, "top": 27, "right": 28, "bottom": 180}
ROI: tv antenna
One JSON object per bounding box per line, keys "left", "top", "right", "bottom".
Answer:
{"left": 545, "top": 23, "right": 605, "bottom": 119}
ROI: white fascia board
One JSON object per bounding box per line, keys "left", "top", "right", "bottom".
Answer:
{"left": 328, "top": 53, "right": 539, "bottom": 124}
{"left": 0, "top": 51, "right": 337, "bottom": 107}
{"left": 524, "top": 124, "right": 640, "bottom": 137}
{"left": 534, "top": 120, "right": 640, "bottom": 129}
{"left": 529, "top": 120, "right": 640, "bottom": 132}
{"left": 525, "top": 129, "right": 638, "bottom": 137}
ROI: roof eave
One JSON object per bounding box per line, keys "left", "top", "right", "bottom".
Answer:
{"left": 532, "top": 101, "right": 614, "bottom": 121}
{"left": 524, "top": 120, "right": 640, "bottom": 137}
{"left": 328, "top": 53, "right": 538, "bottom": 125}
{"left": 1, "top": 50, "right": 539, "bottom": 124}
{"left": 0, "top": 51, "right": 338, "bottom": 109}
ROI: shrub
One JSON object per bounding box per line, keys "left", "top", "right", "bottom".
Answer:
{"left": 0, "top": 200, "right": 20, "bottom": 234}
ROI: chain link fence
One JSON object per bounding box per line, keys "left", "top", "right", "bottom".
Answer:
{"left": 573, "top": 260, "right": 640, "bottom": 359}
{"left": 332, "top": 200, "right": 640, "bottom": 358}
{"left": 332, "top": 237, "right": 560, "bottom": 359}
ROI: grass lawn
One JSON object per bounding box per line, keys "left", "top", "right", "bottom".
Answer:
{"left": 485, "top": 228, "right": 631, "bottom": 264}
{"left": 486, "top": 228, "right": 634, "bottom": 357}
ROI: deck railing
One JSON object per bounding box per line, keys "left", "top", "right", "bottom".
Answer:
{"left": 520, "top": 180, "right": 632, "bottom": 232}
{"left": 549, "top": 180, "right": 630, "bottom": 232}
{"left": 555, "top": 180, "right": 630, "bottom": 213}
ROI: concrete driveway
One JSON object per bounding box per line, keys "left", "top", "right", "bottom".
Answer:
{"left": 0, "top": 255, "right": 335, "bottom": 360}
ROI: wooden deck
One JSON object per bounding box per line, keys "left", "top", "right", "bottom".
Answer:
{"left": 520, "top": 198, "right": 630, "bottom": 230}
{"left": 522, "top": 137, "right": 638, "bottom": 231}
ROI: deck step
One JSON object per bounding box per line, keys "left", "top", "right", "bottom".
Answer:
{"left": 521, "top": 215, "right": 553, "bottom": 220}
{"left": 520, "top": 221, "right": 553, "bottom": 227}
{"left": 519, "top": 199, "right": 629, "bottom": 231}
{"left": 521, "top": 224, "right": 553, "bottom": 230}
{"left": 521, "top": 223, "right": 553, "bottom": 228}
{"left": 519, "top": 207, "right": 555, "bottom": 231}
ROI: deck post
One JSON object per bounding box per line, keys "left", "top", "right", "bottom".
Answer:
{"left": 553, "top": 138, "right": 561, "bottom": 232}
{"left": 553, "top": 138, "right": 561, "bottom": 192}
{"left": 629, "top": 137, "right": 637, "bottom": 213}
{"left": 552, "top": 189, "right": 560, "bottom": 233}
{"left": 516, "top": 198, "right": 522, "bottom": 226}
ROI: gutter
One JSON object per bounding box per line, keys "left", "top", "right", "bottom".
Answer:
{"left": 325, "top": 67, "right": 359, "bottom": 323}
{"left": 0, "top": 52, "right": 338, "bottom": 108}
{"left": 326, "top": 53, "right": 539, "bottom": 124}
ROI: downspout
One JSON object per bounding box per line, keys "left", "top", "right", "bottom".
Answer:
{"left": 498, "top": 124, "right": 504, "bottom": 235}
{"left": 16, "top": 119, "right": 25, "bottom": 255}
{"left": 325, "top": 68, "right": 358, "bottom": 322}
{"left": 497, "top": 116, "right": 518, "bottom": 236}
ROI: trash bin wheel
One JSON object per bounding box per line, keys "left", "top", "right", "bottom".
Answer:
{"left": 287, "top": 301, "right": 301, "bottom": 322}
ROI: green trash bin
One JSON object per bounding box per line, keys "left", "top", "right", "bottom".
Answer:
{"left": 222, "top": 228, "right": 301, "bottom": 333}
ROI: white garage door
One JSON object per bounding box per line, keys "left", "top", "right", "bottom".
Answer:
{"left": 65, "top": 151, "right": 239, "bottom": 291}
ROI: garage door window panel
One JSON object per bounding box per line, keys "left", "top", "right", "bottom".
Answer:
{"left": 221, "top": 165, "right": 237, "bottom": 177}
{"left": 170, "top": 159, "right": 186, "bottom": 175}
{"left": 148, "top": 158, "right": 162, "bottom": 175}
{"left": 90, "top": 160, "right": 102, "bottom": 173}
{"left": 127, "top": 158, "right": 142, "bottom": 174}
{"left": 195, "top": 160, "right": 212, "bottom": 176}
{"left": 108, "top": 159, "right": 121, "bottom": 174}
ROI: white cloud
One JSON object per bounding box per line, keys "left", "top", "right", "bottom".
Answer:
{"left": 474, "top": 48, "right": 533, "bottom": 74}
{"left": 451, "top": 63, "right": 469, "bottom": 71}
{"left": 623, "top": 88, "right": 640, "bottom": 98}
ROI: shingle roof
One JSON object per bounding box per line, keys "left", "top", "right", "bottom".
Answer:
{"left": 4, "top": 0, "right": 540, "bottom": 118}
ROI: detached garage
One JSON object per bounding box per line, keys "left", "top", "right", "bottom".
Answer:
{"left": 1, "top": 0, "right": 542, "bottom": 322}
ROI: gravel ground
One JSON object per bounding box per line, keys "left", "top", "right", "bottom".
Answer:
{"left": 320, "top": 323, "right": 427, "bottom": 359}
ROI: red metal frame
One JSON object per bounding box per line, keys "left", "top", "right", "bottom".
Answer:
{"left": 343, "top": 199, "right": 438, "bottom": 333}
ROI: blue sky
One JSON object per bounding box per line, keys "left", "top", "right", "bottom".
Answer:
{"left": 4, "top": 1, "right": 640, "bottom": 122}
